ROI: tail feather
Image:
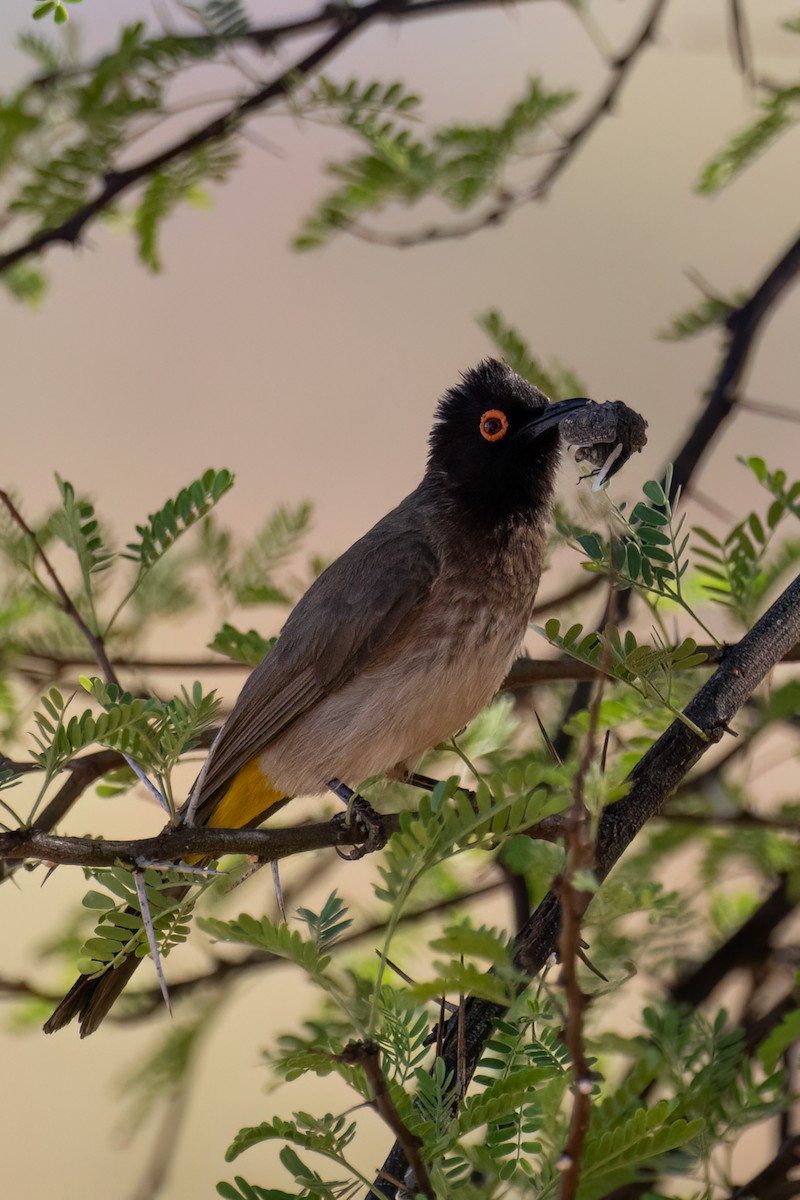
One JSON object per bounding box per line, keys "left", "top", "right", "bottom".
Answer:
{"left": 43, "top": 954, "right": 141, "bottom": 1037}
{"left": 43, "top": 760, "right": 289, "bottom": 1035}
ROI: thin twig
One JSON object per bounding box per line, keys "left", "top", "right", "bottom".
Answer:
{"left": 373, "top": 569, "right": 800, "bottom": 1196}
{"left": 340, "top": 1041, "right": 435, "bottom": 1200}
{"left": 737, "top": 397, "right": 800, "bottom": 425}
{"left": 127, "top": 1089, "right": 190, "bottom": 1200}
{"left": 350, "top": 0, "right": 670, "bottom": 247}
{"left": 0, "top": 3, "right": 396, "bottom": 275}
{"left": 557, "top": 596, "right": 612, "bottom": 1200}
{"left": 727, "top": 0, "right": 755, "bottom": 88}
{"left": 13, "top": 637, "right": 799, "bottom": 691}
{"left": 0, "top": 490, "right": 120, "bottom": 687}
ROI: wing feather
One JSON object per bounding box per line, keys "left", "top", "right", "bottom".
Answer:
{"left": 191, "top": 498, "right": 440, "bottom": 818}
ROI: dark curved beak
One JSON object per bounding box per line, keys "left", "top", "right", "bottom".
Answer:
{"left": 515, "top": 396, "right": 597, "bottom": 444}
{"left": 522, "top": 396, "right": 595, "bottom": 438}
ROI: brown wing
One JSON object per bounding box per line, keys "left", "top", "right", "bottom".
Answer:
{"left": 190, "top": 500, "right": 440, "bottom": 818}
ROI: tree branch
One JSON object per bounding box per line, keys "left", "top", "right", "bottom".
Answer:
{"left": 728, "top": 1136, "right": 800, "bottom": 1200}
{"left": 670, "top": 875, "right": 795, "bottom": 1008}
{"left": 12, "top": 637, "right": 799, "bottom": 691}
{"left": 372, "top": 569, "right": 800, "bottom": 1195}
{"left": 341, "top": 1041, "right": 435, "bottom": 1200}
{"left": 350, "top": 0, "right": 670, "bottom": 247}
{"left": 557, "top": 634, "right": 607, "bottom": 1199}
{"left": 670, "top": 229, "right": 800, "bottom": 498}
{"left": 0, "top": 1, "right": 415, "bottom": 276}
{"left": 0, "top": 811, "right": 401, "bottom": 869}
{"left": 0, "top": 490, "right": 120, "bottom": 687}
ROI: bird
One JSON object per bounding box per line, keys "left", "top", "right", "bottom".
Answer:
{"left": 44, "top": 359, "right": 611, "bottom": 1036}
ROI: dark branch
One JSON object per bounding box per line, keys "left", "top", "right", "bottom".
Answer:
{"left": 13, "top": 638, "right": 799, "bottom": 692}
{"left": 373, "top": 568, "right": 800, "bottom": 1195}
{"left": 670, "top": 229, "right": 800, "bottom": 499}
{"left": 670, "top": 875, "right": 795, "bottom": 1008}
{"left": 0, "top": 1, "right": 410, "bottom": 276}
{"left": 341, "top": 1041, "right": 435, "bottom": 1200}
{"left": 728, "top": 1136, "right": 800, "bottom": 1200}
{"left": 0, "top": 811, "right": 400, "bottom": 869}
{"left": 351, "top": 0, "right": 669, "bottom": 247}
{"left": 557, "top": 630, "right": 607, "bottom": 1200}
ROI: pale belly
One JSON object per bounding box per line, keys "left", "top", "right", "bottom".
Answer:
{"left": 257, "top": 605, "right": 527, "bottom": 796}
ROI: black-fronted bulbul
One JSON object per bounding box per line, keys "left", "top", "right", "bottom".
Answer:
{"left": 45, "top": 358, "right": 645, "bottom": 1035}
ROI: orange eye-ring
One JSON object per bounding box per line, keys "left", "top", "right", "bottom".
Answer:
{"left": 480, "top": 409, "right": 509, "bottom": 442}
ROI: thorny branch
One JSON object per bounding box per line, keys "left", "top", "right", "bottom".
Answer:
{"left": 670, "top": 229, "right": 800, "bottom": 501}
{"left": 372, "top": 569, "right": 800, "bottom": 1196}
{"left": 341, "top": 1041, "right": 435, "bottom": 1200}
{"left": 0, "top": 810, "right": 401, "bottom": 870}
{"left": 0, "top": 0, "right": 667, "bottom": 274}
{"left": 557, "top": 223, "right": 800, "bottom": 746}
{"left": 350, "top": 0, "right": 670, "bottom": 247}
{"left": 0, "top": 878, "right": 506, "bottom": 1018}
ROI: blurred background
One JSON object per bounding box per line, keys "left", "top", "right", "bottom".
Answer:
{"left": 1, "top": 2, "right": 798, "bottom": 1196}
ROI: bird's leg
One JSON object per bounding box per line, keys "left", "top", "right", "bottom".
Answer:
{"left": 327, "top": 778, "right": 388, "bottom": 858}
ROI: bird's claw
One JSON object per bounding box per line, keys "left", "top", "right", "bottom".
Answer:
{"left": 334, "top": 795, "right": 389, "bottom": 859}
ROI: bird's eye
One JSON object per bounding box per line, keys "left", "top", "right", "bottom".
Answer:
{"left": 480, "top": 409, "right": 509, "bottom": 442}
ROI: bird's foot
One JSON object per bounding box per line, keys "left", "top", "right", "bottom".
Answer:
{"left": 327, "top": 778, "right": 389, "bottom": 859}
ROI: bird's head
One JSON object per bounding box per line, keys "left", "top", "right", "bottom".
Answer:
{"left": 427, "top": 359, "right": 592, "bottom": 524}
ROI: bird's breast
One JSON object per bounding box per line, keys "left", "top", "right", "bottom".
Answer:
{"left": 258, "top": 567, "right": 536, "bottom": 797}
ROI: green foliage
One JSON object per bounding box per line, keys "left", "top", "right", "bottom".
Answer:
{"left": 373, "top": 777, "right": 567, "bottom": 912}
{"left": 537, "top": 620, "right": 707, "bottom": 734}
{"left": 693, "top": 458, "right": 800, "bottom": 626}
{"left": 30, "top": 684, "right": 157, "bottom": 783}
{"left": 3, "top": 19, "right": 222, "bottom": 295}
{"left": 295, "top": 78, "right": 575, "bottom": 249}
{"left": 304, "top": 76, "right": 421, "bottom": 122}
{"left": 697, "top": 85, "right": 800, "bottom": 193}
{"left": 123, "top": 468, "right": 234, "bottom": 572}
{"left": 296, "top": 891, "right": 353, "bottom": 954}
{"left": 194, "top": 504, "right": 316, "bottom": 613}
{"left": 757, "top": 1000, "right": 800, "bottom": 1072}
{"left": 559, "top": 464, "right": 721, "bottom": 645}
{"left": 209, "top": 623, "right": 275, "bottom": 666}
{"left": 478, "top": 309, "right": 586, "bottom": 399}
{"left": 1, "top": 263, "right": 47, "bottom": 307}
{"left": 228, "top": 504, "right": 314, "bottom": 606}
{"left": 49, "top": 475, "right": 113, "bottom": 630}
{"left": 744, "top": 455, "right": 800, "bottom": 521}
{"left": 118, "top": 999, "right": 220, "bottom": 1130}
{"left": 193, "top": 1, "right": 250, "bottom": 40}
{"left": 26, "top": 674, "right": 220, "bottom": 822}
{"left": 32, "top": 0, "right": 81, "bottom": 24}
{"left": 657, "top": 290, "right": 748, "bottom": 341}
{"left": 75, "top": 867, "right": 207, "bottom": 978}
{"left": 198, "top": 912, "right": 337, "bottom": 987}
{"left": 217, "top": 1178, "right": 289, "bottom": 1200}
{"left": 134, "top": 143, "right": 239, "bottom": 271}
